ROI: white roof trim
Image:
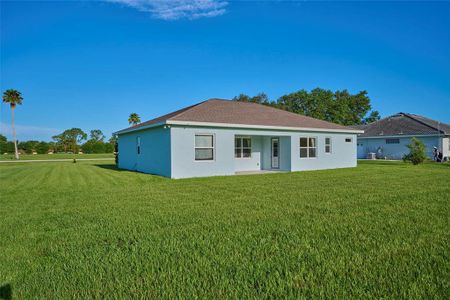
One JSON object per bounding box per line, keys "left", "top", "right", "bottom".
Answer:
{"left": 358, "top": 134, "right": 445, "bottom": 139}
{"left": 166, "top": 120, "right": 363, "bottom": 134}
{"left": 114, "top": 121, "right": 165, "bottom": 135}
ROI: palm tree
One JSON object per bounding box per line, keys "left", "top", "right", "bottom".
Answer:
{"left": 128, "top": 113, "right": 141, "bottom": 126}
{"left": 2, "top": 89, "right": 23, "bottom": 159}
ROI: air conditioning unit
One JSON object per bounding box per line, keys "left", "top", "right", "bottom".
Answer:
{"left": 367, "top": 152, "right": 376, "bottom": 160}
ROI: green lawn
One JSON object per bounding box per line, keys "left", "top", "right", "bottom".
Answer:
{"left": 0, "top": 153, "right": 114, "bottom": 161}
{"left": 0, "top": 161, "right": 449, "bottom": 298}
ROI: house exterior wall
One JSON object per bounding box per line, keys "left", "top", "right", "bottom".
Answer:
{"left": 442, "top": 136, "right": 450, "bottom": 158}
{"left": 170, "top": 126, "right": 357, "bottom": 179}
{"left": 117, "top": 126, "right": 171, "bottom": 177}
{"left": 234, "top": 136, "right": 263, "bottom": 172}
{"left": 289, "top": 133, "right": 357, "bottom": 171}
{"left": 170, "top": 126, "right": 234, "bottom": 178}
{"left": 261, "top": 136, "right": 271, "bottom": 170}
{"left": 260, "top": 136, "right": 291, "bottom": 171}
{"left": 356, "top": 136, "right": 441, "bottom": 160}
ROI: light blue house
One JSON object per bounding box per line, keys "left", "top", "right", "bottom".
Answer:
{"left": 353, "top": 112, "right": 450, "bottom": 160}
{"left": 115, "top": 99, "right": 362, "bottom": 179}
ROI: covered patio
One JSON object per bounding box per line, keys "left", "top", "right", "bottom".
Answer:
{"left": 234, "top": 135, "right": 291, "bottom": 174}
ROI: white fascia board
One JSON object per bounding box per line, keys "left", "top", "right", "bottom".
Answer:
{"left": 113, "top": 121, "right": 166, "bottom": 135}
{"left": 166, "top": 120, "right": 363, "bottom": 134}
{"left": 358, "top": 134, "right": 441, "bottom": 139}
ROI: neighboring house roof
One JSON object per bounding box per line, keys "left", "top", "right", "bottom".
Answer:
{"left": 116, "top": 98, "right": 362, "bottom": 134}
{"left": 352, "top": 112, "right": 450, "bottom": 137}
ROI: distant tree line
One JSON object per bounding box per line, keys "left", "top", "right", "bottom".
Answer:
{"left": 0, "top": 134, "right": 57, "bottom": 155}
{"left": 2, "top": 88, "right": 120, "bottom": 158}
{"left": 52, "top": 128, "right": 116, "bottom": 154}
{"left": 0, "top": 129, "right": 117, "bottom": 155}
{"left": 233, "top": 88, "right": 381, "bottom": 125}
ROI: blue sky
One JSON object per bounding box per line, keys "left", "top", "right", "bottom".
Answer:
{"left": 1, "top": 0, "right": 449, "bottom": 141}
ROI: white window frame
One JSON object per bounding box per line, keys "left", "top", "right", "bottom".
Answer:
{"left": 325, "top": 137, "right": 332, "bottom": 154}
{"left": 194, "top": 134, "right": 215, "bottom": 162}
{"left": 235, "top": 136, "right": 252, "bottom": 159}
{"left": 136, "top": 136, "right": 141, "bottom": 155}
{"left": 299, "top": 137, "right": 317, "bottom": 159}
{"left": 386, "top": 138, "right": 400, "bottom": 144}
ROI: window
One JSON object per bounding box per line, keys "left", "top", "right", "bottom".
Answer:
{"left": 345, "top": 138, "right": 352, "bottom": 143}
{"left": 136, "top": 137, "right": 141, "bottom": 155}
{"left": 195, "top": 134, "right": 214, "bottom": 161}
{"left": 235, "top": 137, "right": 251, "bottom": 158}
{"left": 300, "top": 137, "right": 317, "bottom": 158}
{"left": 386, "top": 138, "right": 400, "bottom": 144}
{"left": 325, "top": 137, "right": 332, "bottom": 154}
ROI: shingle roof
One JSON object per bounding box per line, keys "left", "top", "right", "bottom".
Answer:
{"left": 352, "top": 112, "right": 450, "bottom": 137}
{"left": 116, "top": 98, "right": 358, "bottom": 134}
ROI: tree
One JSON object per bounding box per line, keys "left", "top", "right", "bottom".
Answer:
{"left": 81, "top": 140, "right": 104, "bottom": 153}
{"left": 18, "top": 140, "right": 39, "bottom": 154}
{"left": 80, "top": 141, "right": 93, "bottom": 153}
{"left": 36, "top": 141, "right": 50, "bottom": 154}
{"left": 109, "top": 134, "right": 118, "bottom": 145}
{"left": 128, "top": 113, "right": 141, "bottom": 126}
{"left": 65, "top": 128, "right": 87, "bottom": 153}
{"left": 89, "top": 129, "right": 105, "bottom": 142}
{"left": 233, "top": 93, "right": 251, "bottom": 102}
{"left": 81, "top": 130, "right": 115, "bottom": 154}
{"left": 81, "top": 140, "right": 114, "bottom": 154}
{"left": 331, "top": 90, "right": 374, "bottom": 125}
{"left": 277, "top": 89, "right": 308, "bottom": 114}
{"left": 233, "top": 92, "right": 274, "bottom": 105}
{"left": 0, "top": 134, "right": 7, "bottom": 154}
{"left": 104, "top": 142, "right": 114, "bottom": 153}
{"left": 403, "top": 138, "right": 427, "bottom": 165}
{"left": 2, "top": 89, "right": 23, "bottom": 159}
{"left": 363, "top": 110, "right": 381, "bottom": 124}
{"left": 278, "top": 88, "right": 335, "bottom": 121}
{"left": 6, "top": 141, "right": 15, "bottom": 153}
{"left": 109, "top": 134, "right": 118, "bottom": 154}
{"left": 53, "top": 128, "right": 87, "bottom": 153}
{"left": 47, "top": 142, "right": 57, "bottom": 153}
{"left": 52, "top": 133, "right": 71, "bottom": 152}
{"left": 235, "top": 88, "right": 380, "bottom": 125}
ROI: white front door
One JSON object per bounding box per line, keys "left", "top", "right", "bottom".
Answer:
{"left": 271, "top": 138, "right": 279, "bottom": 169}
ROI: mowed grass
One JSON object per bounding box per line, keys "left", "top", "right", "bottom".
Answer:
{"left": 0, "top": 153, "right": 114, "bottom": 161}
{"left": 0, "top": 161, "right": 449, "bottom": 299}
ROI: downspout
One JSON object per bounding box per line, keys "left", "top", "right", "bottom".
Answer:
{"left": 438, "top": 122, "right": 442, "bottom": 153}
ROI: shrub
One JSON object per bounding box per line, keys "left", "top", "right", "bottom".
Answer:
{"left": 104, "top": 143, "right": 114, "bottom": 153}
{"left": 91, "top": 142, "right": 106, "bottom": 153}
{"left": 36, "top": 142, "right": 50, "bottom": 154}
{"left": 19, "top": 140, "right": 40, "bottom": 154}
{"left": 403, "top": 137, "right": 427, "bottom": 165}
{"left": 6, "top": 142, "right": 15, "bottom": 153}
{"left": 81, "top": 140, "right": 114, "bottom": 154}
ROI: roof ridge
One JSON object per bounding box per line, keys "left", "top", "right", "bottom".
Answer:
{"left": 402, "top": 113, "right": 443, "bottom": 133}
{"left": 166, "top": 99, "right": 211, "bottom": 121}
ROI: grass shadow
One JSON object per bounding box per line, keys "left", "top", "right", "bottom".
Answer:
{"left": 93, "top": 164, "right": 173, "bottom": 182}
{"left": 0, "top": 284, "right": 12, "bottom": 300}
{"left": 94, "top": 164, "right": 128, "bottom": 172}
